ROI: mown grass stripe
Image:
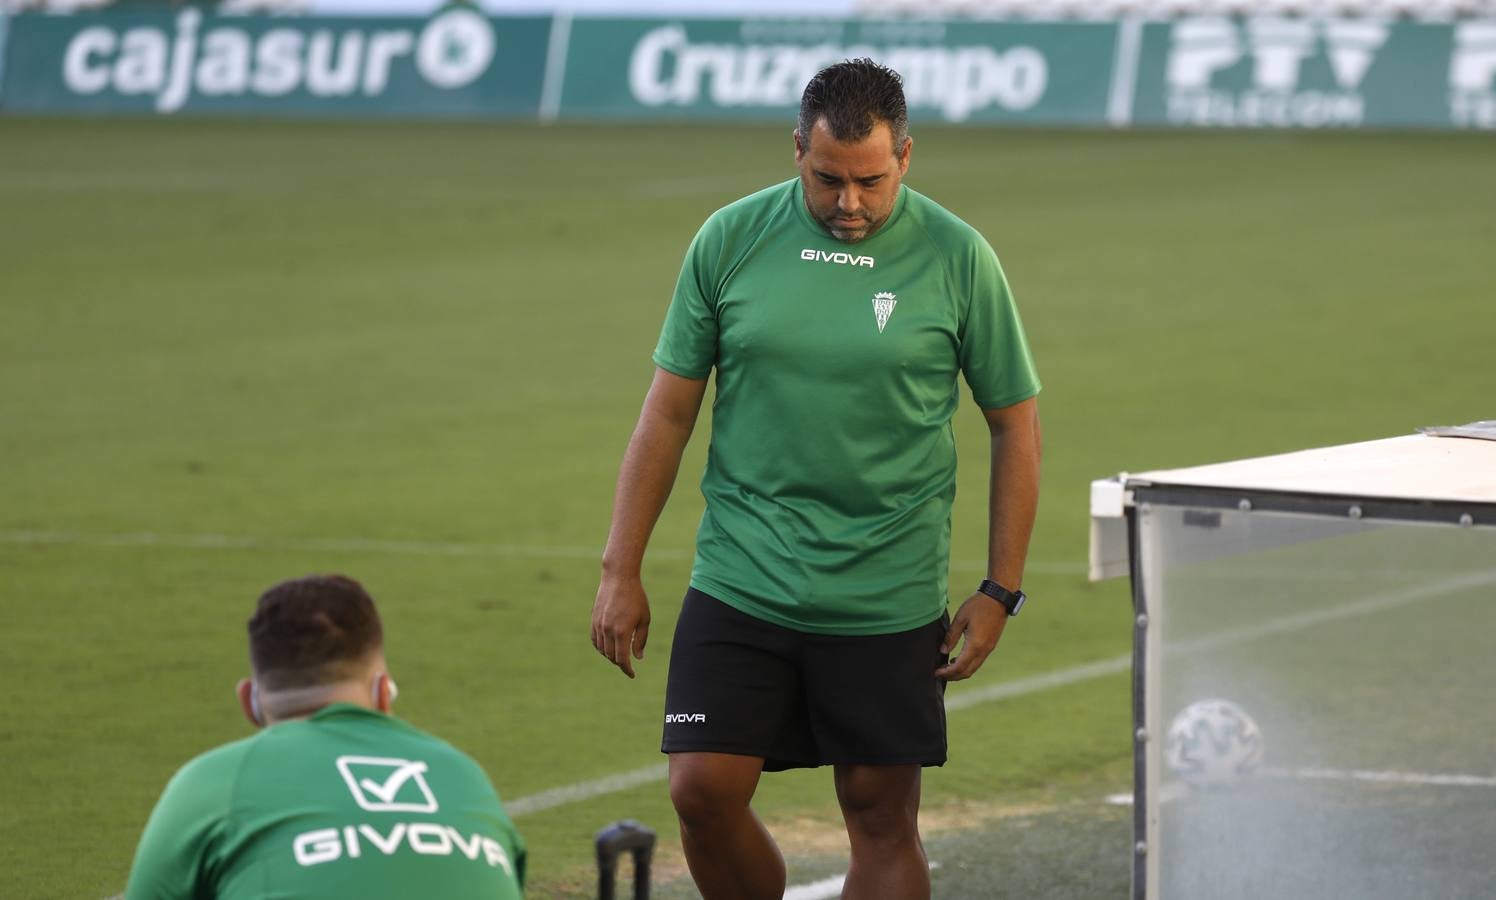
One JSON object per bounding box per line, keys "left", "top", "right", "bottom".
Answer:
{"left": 0, "top": 529, "right": 1083, "bottom": 573}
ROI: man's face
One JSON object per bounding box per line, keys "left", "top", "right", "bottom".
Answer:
{"left": 795, "top": 117, "right": 912, "bottom": 243}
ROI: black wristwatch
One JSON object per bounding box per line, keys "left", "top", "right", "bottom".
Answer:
{"left": 978, "top": 579, "right": 1026, "bottom": 617}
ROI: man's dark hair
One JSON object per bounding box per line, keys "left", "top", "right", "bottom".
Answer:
{"left": 797, "top": 58, "right": 909, "bottom": 153}
{"left": 248, "top": 574, "right": 384, "bottom": 691}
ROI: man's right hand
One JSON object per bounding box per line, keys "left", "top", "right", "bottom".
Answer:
{"left": 591, "top": 575, "right": 651, "bottom": 679}
{"left": 590, "top": 368, "right": 705, "bottom": 679}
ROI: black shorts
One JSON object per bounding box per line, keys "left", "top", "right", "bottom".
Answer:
{"left": 662, "top": 588, "right": 949, "bottom": 771}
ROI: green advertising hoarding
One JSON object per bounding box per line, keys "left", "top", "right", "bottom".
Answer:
{"left": 1, "top": 9, "right": 551, "bottom": 117}
{"left": 1126, "top": 17, "right": 1496, "bottom": 130}
{"left": 2, "top": 11, "right": 1494, "bottom": 131}
{"left": 552, "top": 17, "right": 1119, "bottom": 125}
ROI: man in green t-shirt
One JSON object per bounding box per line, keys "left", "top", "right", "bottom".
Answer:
{"left": 125, "top": 575, "right": 525, "bottom": 899}
{"left": 590, "top": 59, "right": 1041, "bottom": 900}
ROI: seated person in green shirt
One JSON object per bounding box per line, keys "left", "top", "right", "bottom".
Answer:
{"left": 125, "top": 574, "right": 526, "bottom": 899}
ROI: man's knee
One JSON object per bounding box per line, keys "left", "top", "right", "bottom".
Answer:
{"left": 669, "top": 754, "right": 761, "bottom": 827}
{"left": 836, "top": 766, "right": 921, "bottom": 846}
{"left": 843, "top": 801, "right": 920, "bottom": 848}
{"left": 669, "top": 774, "right": 736, "bottom": 826}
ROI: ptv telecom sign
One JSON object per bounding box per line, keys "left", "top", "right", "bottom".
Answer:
{"left": 2, "top": 9, "right": 549, "bottom": 117}
{"left": 1130, "top": 16, "right": 1487, "bottom": 130}
{"left": 1163, "top": 17, "right": 1390, "bottom": 127}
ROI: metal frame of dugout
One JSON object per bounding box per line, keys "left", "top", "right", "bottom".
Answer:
{"left": 1088, "top": 426, "right": 1496, "bottom": 900}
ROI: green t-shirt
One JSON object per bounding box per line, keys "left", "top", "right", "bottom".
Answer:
{"left": 125, "top": 705, "right": 525, "bottom": 900}
{"left": 653, "top": 178, "right": 1040, "bottom": 636}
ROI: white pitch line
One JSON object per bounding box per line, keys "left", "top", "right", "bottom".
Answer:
{"left": 1106, "top": 767, "right": 1496, "bottom": 806}
{"left": 87, "top": 569, "right": 1496, "bottom": 900}
{"left": 506, "top": 763, "right": 669, "bottom": 818}
{"left": 1165, "top": 568, "right": 1496, "bottom": 658}
{"left": 784, "top": 862, "right": 940, "bottom": 900}
{"left": 1262, "top": 766, "right": 1496, "bottom": 788}
{"left": 504, "top": 569, "right": 1493, "bottom": 818}
{"left": 1105, "top": 782, "right": 1190, "bottom": 807}
{"left": 0, "top": 528, "right": 1445, "bottom": 582}
{"left": 0, "top": 529, "right": 1084, "bottom": 574}
{"left": 0, "top": 172, "right": 275, "bottom": 192}
{"left": 504, "top": 652, "right": 1137, "bottom": 817}
{"left": 0, "top": 529, "right": 689, "bottom": 562}
{"left": 946, "top": 653, "right": 1131, "bottom": 712}
{"left": 782, "top": 873, "right": 847, "bottom": 900}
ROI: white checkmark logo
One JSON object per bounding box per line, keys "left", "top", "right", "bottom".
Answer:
{"left": 336, "top": 756, "right": 440, "bottom": 813}
{"left": 358, "top": 761, "right": 428, "bottom": 803}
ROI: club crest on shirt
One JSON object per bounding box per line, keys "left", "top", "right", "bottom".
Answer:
{"left": 871, "top": 292, "right": 898, "bottom": 333}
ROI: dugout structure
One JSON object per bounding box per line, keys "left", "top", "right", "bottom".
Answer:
{"left": 1089, "top": 427, "right": 1496, "bottom": 900}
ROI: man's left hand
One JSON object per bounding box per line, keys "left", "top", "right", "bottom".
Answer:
{"left": 935, "top": 592, "right": 1009, "bottom": 681}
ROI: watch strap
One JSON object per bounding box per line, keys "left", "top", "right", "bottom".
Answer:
{"left": 977, "top": 579, "right": 1025, "bottom": 616}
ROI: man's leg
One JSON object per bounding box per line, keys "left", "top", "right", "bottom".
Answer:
{"left": 669, "top": 751, "right": 785, "bottom": 900}
{"left": 834, "top": 763, "right": 928, "bottom": 900}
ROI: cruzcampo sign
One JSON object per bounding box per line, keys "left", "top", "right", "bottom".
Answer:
{"left": 0, "top": 8, "right": 549, "bottom": 116}
{"left": 554, "top": 17, "right": 1118, "bottom": 125}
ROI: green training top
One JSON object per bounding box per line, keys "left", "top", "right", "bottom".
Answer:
{"left": 653, "top": 178, "right": 1040, "bottom": 635}
{"left": 125, "top": 704, "right": 525, "bottom": 900}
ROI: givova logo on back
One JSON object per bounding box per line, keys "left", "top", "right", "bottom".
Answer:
{"left": 59, "top": 8, "right": 495, "bottom": 114}
{"left": 1451, "top": 22, "right": 1496, "bottom": 129}
{"left": 1166, "top": 18, "right": 1388, "bottom": 128}
{"left": 293, "top": 822, "right": 516, "bottom": 876}
{"left": 290, "top": 755, "right": 516, "bottom": 877}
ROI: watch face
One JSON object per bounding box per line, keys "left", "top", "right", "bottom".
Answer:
{"left": 1009, "top": 592, "right": 1025, "bottom": 615}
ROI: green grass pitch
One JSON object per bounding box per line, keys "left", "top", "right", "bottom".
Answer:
{"left": 1, "top": 118, "right": 1492, "bottom": 898}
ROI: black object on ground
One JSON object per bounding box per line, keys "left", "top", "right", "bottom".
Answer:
{"left": 597, "top": 819, "right": 656, "bottom": 900}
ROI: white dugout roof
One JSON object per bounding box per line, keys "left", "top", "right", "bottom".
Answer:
{"left": 1090, "top": 425, "right": 1496, "bottom": 580}
{"left": 1125, "top": 429, "right": 1496, "bottom": 504}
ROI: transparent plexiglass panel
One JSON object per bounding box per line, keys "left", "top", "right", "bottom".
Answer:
{"left": 1136, "top": 503, "right": 1496, "bottom": 900}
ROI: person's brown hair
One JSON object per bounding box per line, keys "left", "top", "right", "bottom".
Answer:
{"left": 248, "top": 574, "right": 383, "bottom": 691}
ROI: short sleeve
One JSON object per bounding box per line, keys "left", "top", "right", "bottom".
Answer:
{"left": 651, "top": 216, "right": 723, "bottom": 380}
{"left": 958, "top": 236, "right": 1041, "bottom": 409}
{"left": 124, "top": 754, "right": 232, "bottom": 900}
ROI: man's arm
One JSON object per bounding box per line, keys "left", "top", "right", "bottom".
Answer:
{"left": 936, "top": 395, "right": 1041, "bottom": 681}
{"left": 591, "top": 367, "right": 709, "bottom": 678}
{"left": 124, "top": 756, "right": 231, "bottom": 900}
